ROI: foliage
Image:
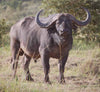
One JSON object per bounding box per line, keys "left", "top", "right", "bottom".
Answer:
{"left": 42, "top": 0, "right": 100, "bottom": 44}
{"left": 0, "top": 0, "right": 41, "bottom": 23}
{"left": 0, "top": 0, "right": 41, "bottom": 10}
{"left": 0, "top": 0, "right": 23, "bottom": 9}
{"left": 0, "top": 19, "right": 11, "bottom": 46}
{"left": 0, "top": 0, "right": 99, "bottom": 46}
{"left": 0, "top": 0, "right": 41, "bottom": 46}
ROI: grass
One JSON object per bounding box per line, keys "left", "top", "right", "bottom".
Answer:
{"left": 0, "top": 44, "right": 100, "bottom": 92}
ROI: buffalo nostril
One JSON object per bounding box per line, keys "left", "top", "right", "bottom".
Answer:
{"left": 61, "top": 30, "right": 63, "bottom": 32}
{"left": 61, "top": 31, "right": 64, "bottom": 34}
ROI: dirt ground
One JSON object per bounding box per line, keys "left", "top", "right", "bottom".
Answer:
{"left": 0, "top": 48, "right": 100, "bottom": 92}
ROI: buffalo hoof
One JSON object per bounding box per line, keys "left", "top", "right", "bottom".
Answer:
{"left": 59, "top": 79, "right": 66, "bottom": 84}
{"left": 26, "top": 76, "right": 34, "bottom": 81}
{"left": 44, "top": 80, "right": 52, "bottom": 84}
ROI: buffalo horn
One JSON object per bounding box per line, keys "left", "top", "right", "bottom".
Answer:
{"left": 35, "top": 10, "right": 59, "bottom": 28}
{"left": 69, "top": 7, "right": 91, "bottom": 26}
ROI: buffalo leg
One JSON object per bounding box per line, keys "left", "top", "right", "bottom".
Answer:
{"left": 23, "top": 54, "right": 33, "bottom": 81}
{"left": 10, "top": 39, "right": 20, "bottom": 78}
{"left": 39, "top": 49, "right": 50, "bottom": 83}
{"left": 58, "top": 53, "right": 69, "bottom": 83}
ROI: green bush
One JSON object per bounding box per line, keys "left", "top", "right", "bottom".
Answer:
{"left": 0, "top": 19, "right": 11, "bottom": 46}
{"left": 42, "top": 0, "right": 100, "bottom": 44}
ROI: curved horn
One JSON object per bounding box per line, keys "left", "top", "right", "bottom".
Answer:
{"left": 69, "top": 8, "right": 91, "bottom": 26}
{"left": 35, "top": 9, "right": 59, "bottom": 28}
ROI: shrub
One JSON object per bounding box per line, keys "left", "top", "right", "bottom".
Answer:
{"left": 42, "top": 0, "right": 100, "bottom": 44}
{"left": 0, "top": 19, "right": 11, "bottom": 46}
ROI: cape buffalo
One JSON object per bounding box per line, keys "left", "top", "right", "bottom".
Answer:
{"left": 10, "top": 8, "right": 91, "bottom": 83}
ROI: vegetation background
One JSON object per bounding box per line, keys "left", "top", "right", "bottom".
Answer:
{"left": 0, "top": 0, "right": 100, "bottom": 92}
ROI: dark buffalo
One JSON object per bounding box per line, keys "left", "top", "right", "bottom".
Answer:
{"left": 10, "top": 8, "right": 91, "bottom": 83}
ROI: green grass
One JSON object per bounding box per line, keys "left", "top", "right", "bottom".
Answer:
{"left": 0, "top": 44, "right": 100, "bottom": 92}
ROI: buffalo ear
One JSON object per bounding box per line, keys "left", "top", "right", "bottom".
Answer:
{"left": 47, "top": 21, "right": 56, "bottom": 29}
{"left": 47, "top": 22, "right": 57, "bottom": 33}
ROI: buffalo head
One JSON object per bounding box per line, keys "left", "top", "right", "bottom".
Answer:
{"left": 36, "top": 8, "right": 91, "bottom": 35}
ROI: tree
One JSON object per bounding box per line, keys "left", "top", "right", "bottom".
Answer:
{"left": 42, "top": 0, "right": 100, "bottom": 44}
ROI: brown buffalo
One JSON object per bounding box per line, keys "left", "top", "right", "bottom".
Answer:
{"left": 10, "top": 8, "right": 91, "bottom": 83}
